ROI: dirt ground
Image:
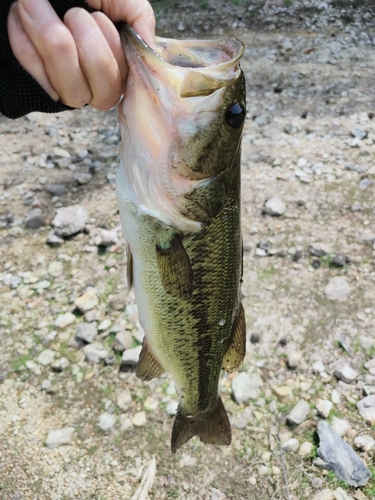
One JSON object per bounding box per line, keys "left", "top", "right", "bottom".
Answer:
{"left": 1, "top": 1, "right": 375, "bottom": 499}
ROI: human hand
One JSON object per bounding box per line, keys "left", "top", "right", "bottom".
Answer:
{"left": 7, "top": 0, "right": 155, "bottom": 111}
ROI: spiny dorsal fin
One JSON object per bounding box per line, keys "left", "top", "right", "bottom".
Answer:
{"left": 156, "top": 235, "right": 193, "bottom": 299}
{"left": 136, "top": 337, "right": 165, "bottom": 381}
{"left": 171, "top": 396, "right": 231, "bottom": 453}
{"left": 126, "top": 244, "right": 134, "bottom": 291}
{"left": 222, "top": 302, "right": 246, "bottom": 373}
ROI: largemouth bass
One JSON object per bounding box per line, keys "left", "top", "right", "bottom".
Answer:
{"left": 116, "top": 25, "right": 246, "bottom": 453}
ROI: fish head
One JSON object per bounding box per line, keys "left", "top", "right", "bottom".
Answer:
{"left": 118, "top": 26, "right": 246, "bottom": 231}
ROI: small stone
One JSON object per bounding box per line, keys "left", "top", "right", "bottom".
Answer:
{"left": 286, "top": 399, "right": 310, "bottom": 425}
{"left": 351, "top": 128, "right": 367, "bottom": 140}
{"left": 357, "top": 396, "right": 375, "bottom": 425}
{"left": 364, "top": 358, "right": 375, "bottom": 375}
{"left": 48, "top": 260, "right": 64, "bottom": 277}
{"left": 316, "top": 399, "right": 333, "bottom": 419}
{"left": 281, "top": 438, "right": 300, "bottom": 452}
{"left": 104, "top": 354, "right": 115, "bottom": 366}
{"left": 26, "top": 360, "right": 41, "bottom": 374}
{"left": 231, "top": 372, "right": 263, "bottom": 404}
{"left": 54, "top": 312, "right": 76, "bottom": 329}
{"left": 359, "top": 335, "right": 375, "bottom": 350}
{"left": 132, "top": 411, "right": 147, "bottom": 427}
{"left": 75, "top": 287, "right": 99, "bottom": 313}
{"left": 272, "top": 385, "right": 292, "bottom": 402}
{"left": 120, "top": 415, "right": 133, "bottom": 432}
{"left": 295, "top": 420, "right": 317, "bottom": 435}
{"left": 83, "top": 343, "right": 108, "bottom": 363}
{"left": 284, "top": 123, "right": 298, "bottom": 135}
{"left": 117, "top": 390, "right": 132, "bottom": 410}
{"left": 263, "top": 196, "right": 286, "bottom": 216}
{"left": 97, "top": 318, "right": 111, "bottom": 331}
{"left": 46, "top": 427, "right": 75, "bottom": 449}
{"left": 287, "top": 351, "right": 302, "bottom": 368}
{"left": 144, "top": 396, "right": 159, "bottom": 411}
{"left": 299, "top": 441, "right": 314, "bottom": 457}
{"left": 333, "top": 488, "right": 354, "bottom": 500}
{"left": 52, "top": 204, "right": 87, "bottom": 237}
{"left": 166, "top": 400, "right": 179, "bottom": 416}
{"left": 98, "top": 413, "right": 115, "bottom": 431}
{"left": 312, "top": 361, "right": 325, "bottom": 373}
{"left": 351, "top": 201, "right": 362, "bottom": 212}
{"left": 25, "top": 208, "right": 45, "bottom": 228}
{"left": 74, "top": 173, "right": 92, "bottom": 184}
{"left": 109, "top": 294, "right": 127, "bottom": 311}
{"left": 121, "top": 346, "right": 142, "bottom": 367}
{"left": 354, "top": 435, "right": 375, "bottom": 452}
{"left": 76, "top": 322, "right": 98, "bottom": 343}
{"left": 331, "top": 390, "right": 341, "bottom": 404}
{"left": 37, "top": 349, "right": 55, "bottom": 366}
{"left": 330, "top": 254, "right": 350, "bottom": 268}
{"left": 312, "top": 490, "right": 333, "bottom": 500}
{"left": 359, "top": 178, "right": 372, "bottom": 190}
{"left": 309, "top": 242, "right": 332, "bottom": 257}
{"left": 46, "top": 230, "right": 64, "bottom": 245}
{"left": 95, "top": 228, "right": 118, "bottom": 247}
{"left": 51, "top": 357, "right": 69, "bottom": 372}
{"left": 53, "top": 146, "right": 71, "bottom": 158}
{"left": 255, "top": 248, "right": 267, "bottom": 257}
{"left": 331, "top": 416, "right": 351, "bottom": 437}
{"left": 363, "top": 386, "right": 375, "bottom": 396}
{"left": 334, "top": 365, "right": 358, "bottom": 384}
{"left": 41, "top": 379, "right": 52, "bottom": 391}
{"left": 113, "top": 330, "right": 133, "bottom": 353}
{"left": 324, "top": 277, "right": 351, "bottom": 301}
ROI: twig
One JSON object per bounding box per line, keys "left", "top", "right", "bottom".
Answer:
{"left": 276, "top": 427, "right": 291, "bottom": 500}
{"left": 132, "top": 458, "right": 157, "bottom": 500}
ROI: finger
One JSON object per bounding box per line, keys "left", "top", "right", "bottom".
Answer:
{"left": 18, "top": 0, "right": 92, "bottom": 107}
{"left": 91, "top": 11, "right": 128, "bottom": 94}
{"left": 7, "top": 2, "right": 59, "bottom": 101}
{"left": 64, "top": 9, "right": 122, "bottom": 111}
{"left": 87, "top": 0, "right": 156, "bottom": 48}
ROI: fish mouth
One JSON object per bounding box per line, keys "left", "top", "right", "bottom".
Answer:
{"left": 121, "top": 25, "right": 244, "bottom": 98}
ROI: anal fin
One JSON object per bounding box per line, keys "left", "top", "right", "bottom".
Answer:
{"left": 222, "top": 302, "right": 246, "bottom": 373}
{"left": 136, "top": 337, "right": 165, "bottom": 381}
{"left": 156, "top": 234, "right": 193, "bottom": 299}
{"left": 171, "top": 396, "right": 231, "bottom": 453}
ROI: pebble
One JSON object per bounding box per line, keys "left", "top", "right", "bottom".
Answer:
{"left": 120, "top": 415, "right": 133, "bottom": 432}
{"left": 74, "top": 173, "right": 92, "bottom": 185}
{"left": 287, "top": 351, "right": 302, "bottom": 368}
{"left": 272, "top": 385, "right": 292, "bottom": 402}
{"left": 324, "top": 277, "right": 351, "bottom": 301}
{"left": 312, "top": 490, "right": 333, "bottom": 500}
{"left": 75, "top": 287, "right": 99, "bottom": 313}
{"left": 116, "top": 390, "right": 133, "bottom": 411}
{"left": 166, "top": 400, "right": 179, "bottom": 416}
{"left": 46, "top": 230, "right": 64, "bottom": 245}
{"left": 51, "top": 357, "right": 69, "bottom": 372}
{"left": 113, "top": 330, "right": 133, "bottom": 353}
{"left": 263, "top": 196, "right": 286, "bottom": 216}
{"left": 359, "top": 178, "right": 372, "bottom": 190}
{"left": 354, "top": 435, "right": 375, "bottom": 452}
{"left": 316, "top": 399, "right": 333, "bottom": 418}
{"left": 132, "top": 411, "right": 147, "bottom": 427}
{"left": 356, "top": 396, "right": 375, "bottom": 425}
{"left": 109, "top": 294, "right": 127, "bottom": 311}
{"left": 331, "top": 417, "right": 351, "bottom": 437}
{"left": 231, "top": 372, "right": 263, "bottom": 403}
{"left": 281, "top": 438, "right": 300, "bottom": 453}
{"left": 309, "top": 242, "right": 332, "bottom": 257}
{"left": 52, "top": 205, "right": 88, "bottom": 237}
{"left": 333, "top": 489, "right": 354, "bottom": 500}
{"left": 364, "top": 358, "right": 375, "bottom": 375}
{"left": 97, "top": 318, "right": 111, "bottom": 331}
{"left": 54, "top": 312, "right": 76, "bottom": 329}
{"left": 334, "top": 365, "right": 358, "bottom": 384}
{"left": 76, "top": 322, "right": 98, "bottom": 343}
{"left": 331, "top": 389, "right": 341, "bottom": 404}
{"left": 312, "top": 361, "right": 325, "bottom": 373}
{"left": 299, "top": 441, "right": 313, "bottom": 457}
{"left": 351, "top": 128, "right": 367, "bottom": 140}
{"left": 144, "top": 396, "right": 159, "bottom": 411}
{"left": 25, "top": 208, "right": 45, "bottom": 229}
{"left": 121, "top": 346, "right": 142, "bottom": 367}
{"left": 98, "top": 413, "right": 116, "bottom": 432}
{"left": 37, "top": 349, "right": 55, "bottom": 366}
{"left": 45, "top": 427, "right": 75, "bottom": 449}
{"left": 83, "top": 343, "right": 109, "bottom": 363}
{"left": 286, "top": 399, "right": 310, "bottom": 425}
{"left": 94, "top": 228, "right": 118, "bottom": 247}
{"left": 26, "top": 360, "right": 41, "bottom": 375}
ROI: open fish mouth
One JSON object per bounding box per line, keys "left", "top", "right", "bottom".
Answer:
{"left": 117, "top": 26, "right": 246, "bottom": 232}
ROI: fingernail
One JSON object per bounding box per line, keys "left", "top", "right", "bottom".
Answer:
{"left": 65, "top": 9, "right": 96, "bottom": 41}
{"left": 18, "top": 0, "right": 54, "bottom": 22}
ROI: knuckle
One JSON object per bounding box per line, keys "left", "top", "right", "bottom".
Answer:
{"left": 44, "top": 25, "right": 74, "bottom": 55}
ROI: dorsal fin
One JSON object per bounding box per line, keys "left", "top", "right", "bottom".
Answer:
{"left": 222, "top": 302, "right": 246, "bottom": 373}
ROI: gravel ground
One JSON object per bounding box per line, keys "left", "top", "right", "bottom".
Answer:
{"left": 1, "top": 1, "right": 375, "bottom": 499}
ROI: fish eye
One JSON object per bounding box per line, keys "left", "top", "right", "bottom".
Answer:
{"left": 226, "top": 102, "right": 246, "bottom": 129}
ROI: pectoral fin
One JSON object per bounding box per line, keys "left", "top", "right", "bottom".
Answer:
{"left": 126, "top": 244, "right": 134, "bottom": 290}
{"left": 156, "top": 235, "right": 193, "bottom": 299}
{"left": 222, "top": 303, "right": 246, "bottom": 373}
{"left": 136, "top": 337, "right": 165, "bottom": 381}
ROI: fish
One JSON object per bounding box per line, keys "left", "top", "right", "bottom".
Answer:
{"left": 116, "top": 25, "right": 246, "bottom": 453}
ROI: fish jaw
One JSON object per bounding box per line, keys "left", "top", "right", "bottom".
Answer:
{"left": 118, "top": 25, "right": 245, "bottom": 232}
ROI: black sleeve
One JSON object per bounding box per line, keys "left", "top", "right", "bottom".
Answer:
{"left": 0, "top": 0, "right": 94, "bottom": 119}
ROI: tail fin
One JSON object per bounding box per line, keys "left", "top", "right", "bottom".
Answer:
{"left": 171, "top": 396, "right": 231, "bottom": 453}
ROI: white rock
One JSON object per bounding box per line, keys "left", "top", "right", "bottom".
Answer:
{"left": 76, "top": 322, "right": 98, "bottom": 343}
{"left": 281, "top": 438, "right": 300, "bottom": 453}
{"left": 286, "top": 399, "right": 310, "bottom": 425}
{"left": 75, "top": 287, "right": 99, "bottom": 313}
{"left": 316, "top": 399, "right": 333, "bottom": 418}
{"left": 121, "top": 346, "right": 142, "bottom": 366}
{"left": 287, "top": 351, "right": 302, "bottom": 368}
{"left": 46, "top": 427, "right": 75, "bottom": 449}
{"left": 98, "top": 412, "right": 115, "bottom": 431}
{"left": 354, "top": 435, "right": 375, "bottom": 452}
{"left": 132, "top": 411, "right": 147, "bottom": 427}
{"left": 144, "top": 396, "right": 159, "bottom": 411}
{"left": 232, "top": 372, "right": 263, "bottom": 403}
{"left": 25, "top": 360, "right": 41, "bottom": 374}
{"left": 324, "top": 277, "right": 351, "bottom": 301}
{"left": 52, "top": 205, "right": 87, "bottom": 237}
{"left": 334, "top": 365, "right": 358, "bottom": 383}
{"left": 117, "top": 390, "right": 132, "bottom": 410}
{"left": 331, "top": 416, "right": 351, "bottom": 437}
{"left": 333, "top": 487, "right": 354, "bottom": 500}
{"left": 312, "top": 490, "right": 333, "bottom": 500}
{"left": 357, "top": 396, "right": 375, "bottom": 425}
{"left": 98, "top": 318, "right": 112, "bottom": 331}
{"left": 331, "top": 389, "right": 341, "bottom": 404}
{"left": 54, "top": 312, "right": 76, "bottom": 329}
{"left": 299, "top": 441, "right": 313, "bottom": 457}
{"left": 166, "top": 400, "right": 179, "bottom": 416}
{"left": 83, "top": 343, "right": 108, "bottom": 363}
{"left": 312, "top": 361, "right": 325, "bottom": 373}
{"left": 364, "top": 358, "right": 375, "bottom": 375}
{"left": 263, "top": 196, "right": 286, "bottom": 216}
{"left": 48, "top": 260, "right": 64, "bottom": 277}
{"left": 37, "top": 349, "right": 55, "bottom": 366}
{"left": 120, "top": 415, "right": 133, "bottom": 432}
